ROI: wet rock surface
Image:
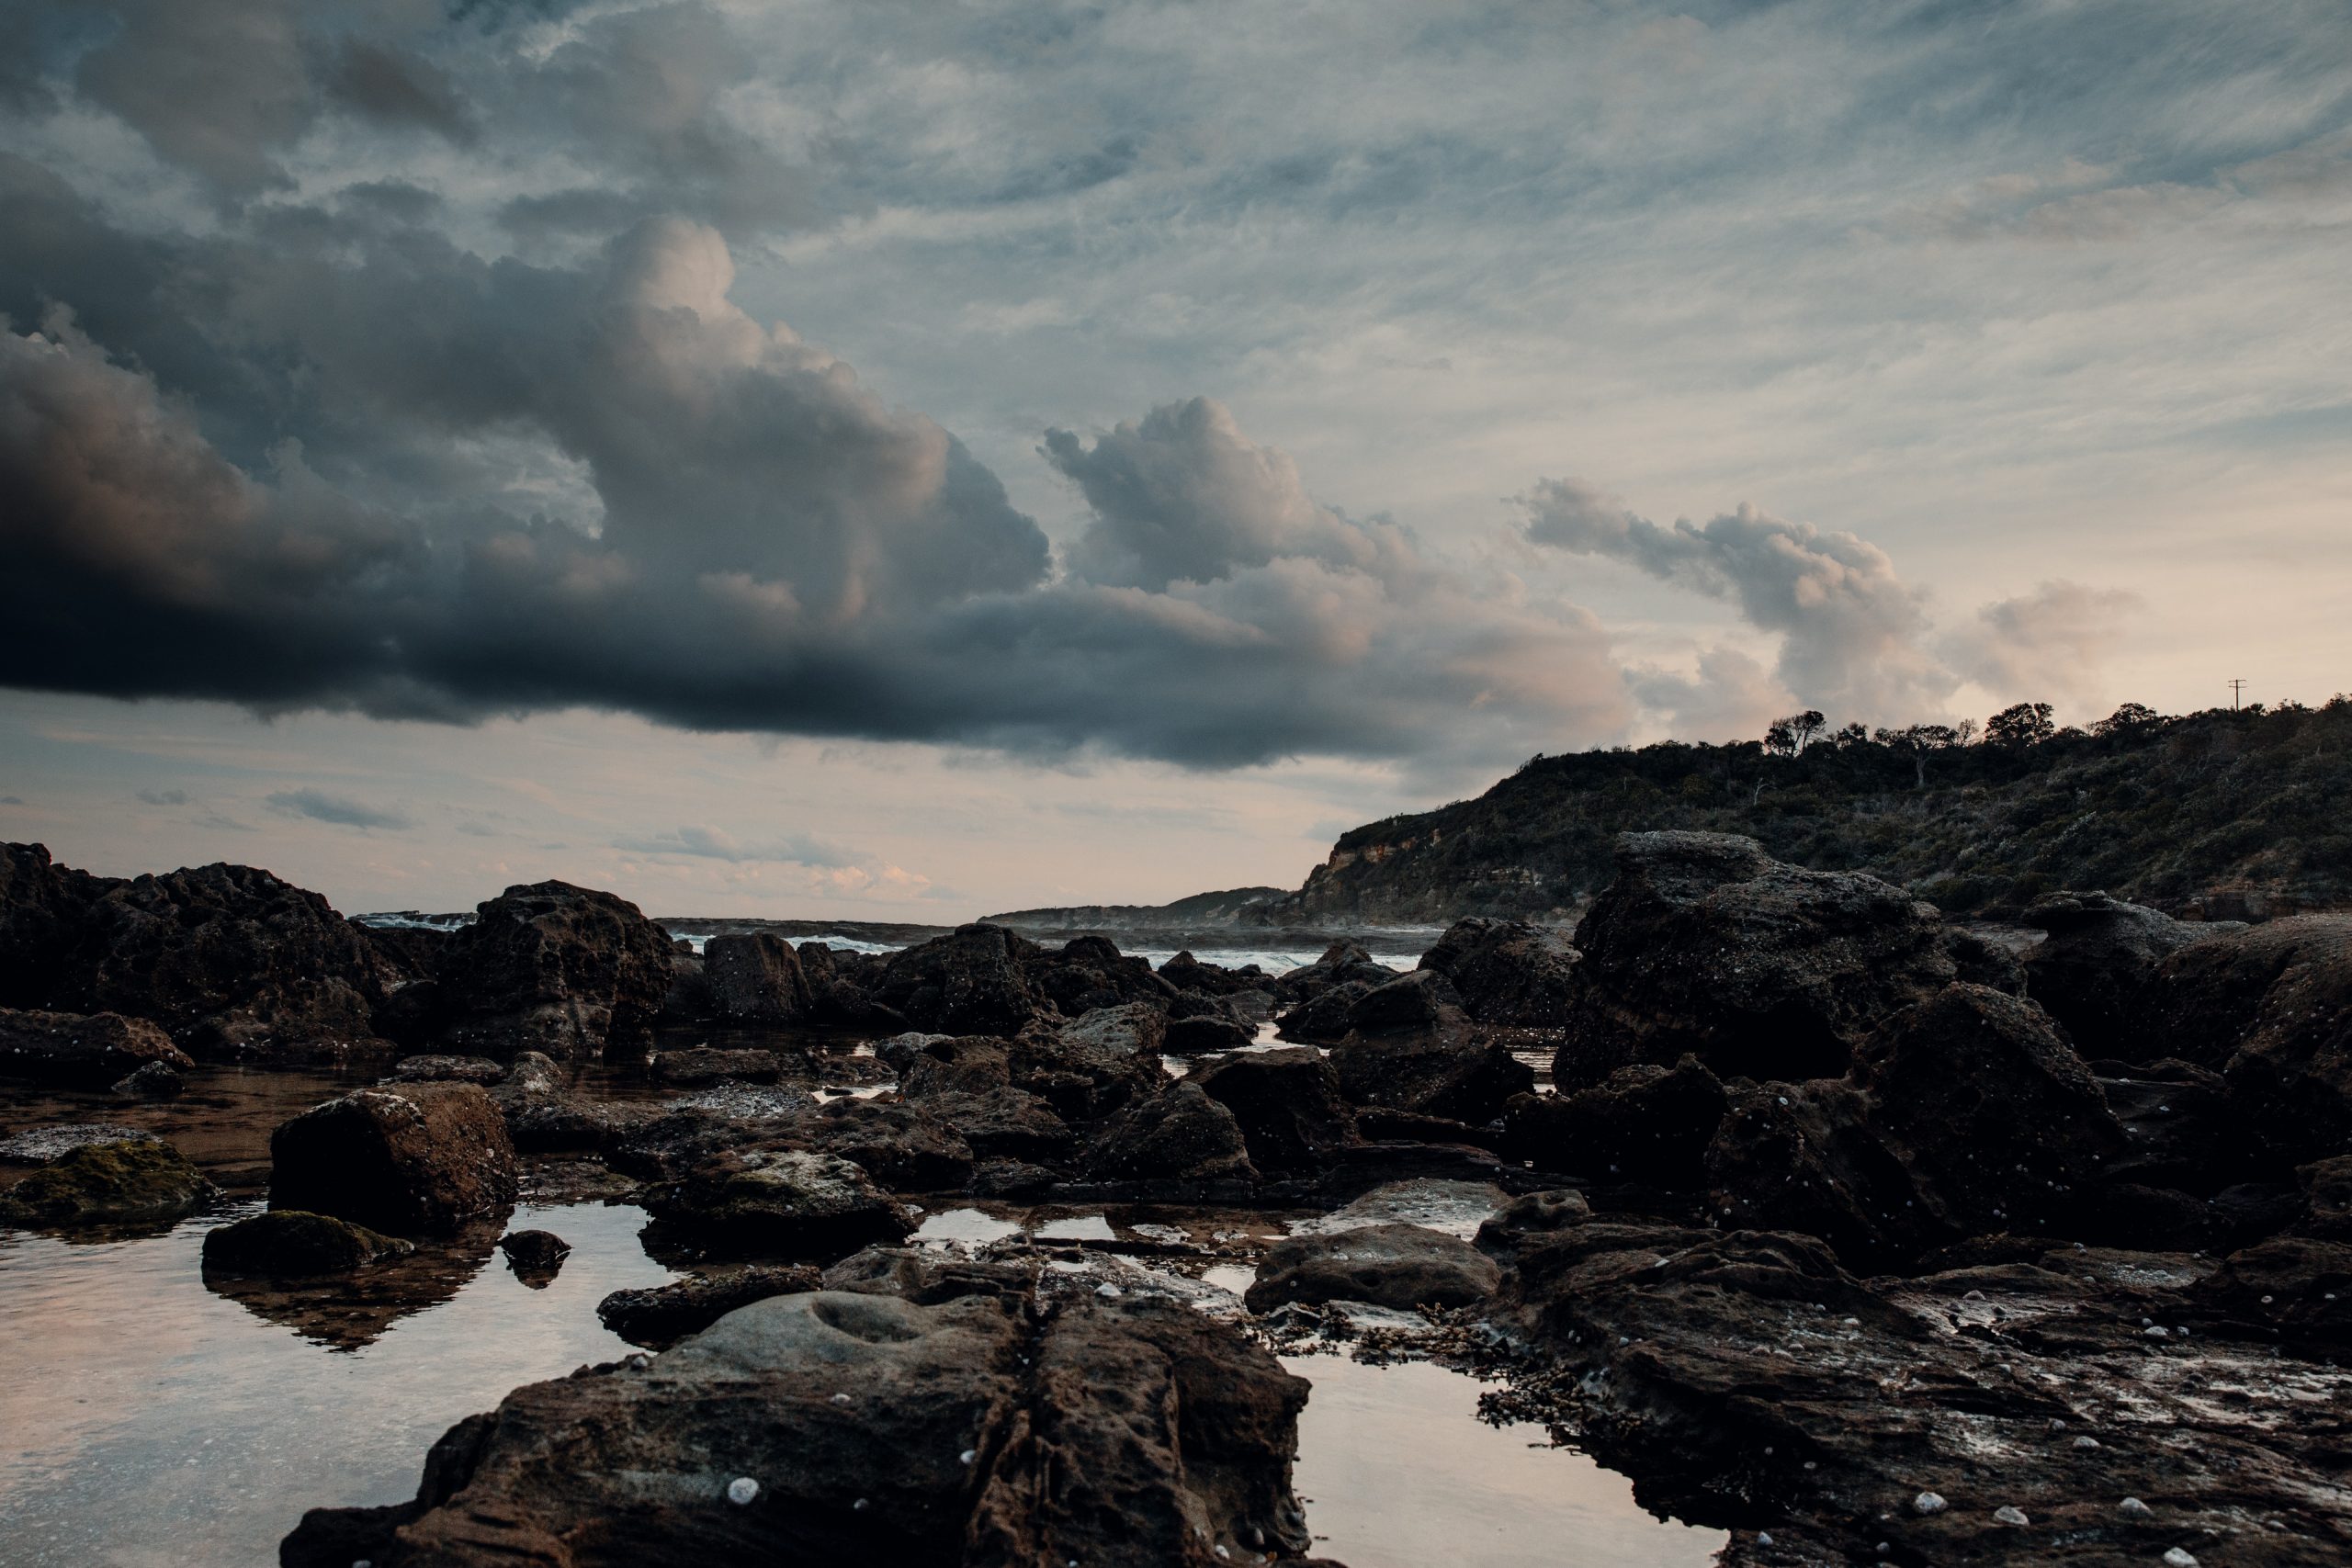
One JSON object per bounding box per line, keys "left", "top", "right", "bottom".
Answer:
{"left": 597, "top": 1264, "right": 825, "bottom": 1348}
{"left": 283, "top": 1269, "right": 1315, "bottom": 1568}
{"left": 201, "top": 1208, "right": 414, "bottom": 1276}
{"left": 1417, "top": 917, "right": 1581, "bottom": 1025}
{"left": 1246, "top": 1221, "right": 1500, "bottom": 1312}
{"left": 641, "top": 1147, "right": 916, "bottom": 1258}
{"left": 0, "top": 1135, "right": 213, "bottom": 1230}
{"left": 433, "top": 881, "right": 678, "bottom": 1059}
{"left": 0, "top": 1007, "right": 195, "bottom": 1086}
{"left": 269, "top": 1081, "right": 519, "bottom": 1235}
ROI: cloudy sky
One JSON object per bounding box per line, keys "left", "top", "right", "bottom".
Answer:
{"left": 2, "top": 0, "right": 2346, "bottom": 918}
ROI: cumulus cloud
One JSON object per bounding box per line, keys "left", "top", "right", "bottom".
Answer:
{"left": 265, "top": 788, "right": 412, "bottom": 829}
{"left": 1943, "top": 581, "right": 2143, "bottom": 707}
{"left": 1628, "top": 647, "right": 1793, "bottom": 746}
{"left": 1523, "top": 478, "right": 1952, "bottom": 725}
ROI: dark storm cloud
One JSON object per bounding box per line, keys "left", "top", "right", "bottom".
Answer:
{"left": 0, "top": 200, "right": 1629, "bottom": 770}
{"left": 265, "top": 788, "right": 413, "bottom": 829}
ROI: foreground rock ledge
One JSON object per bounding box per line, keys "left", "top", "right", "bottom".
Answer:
{"left": 283, "top": 1264, "right": 1317, "bottom": 1568}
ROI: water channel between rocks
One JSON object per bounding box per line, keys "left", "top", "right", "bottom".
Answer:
{"left": 1, "top": 1062, "right": 1721, "bottom": 1567}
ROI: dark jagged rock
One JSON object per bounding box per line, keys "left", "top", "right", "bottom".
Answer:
{"left": 1278, "top": 940, "right": 1396, "bottom": 1007}
{"left": 434, "top": 881, "right": 677, "bottom": 1059}
{"left": 1185, "top": 1047, "right": 1355, "bottom": 1174}
{"left": 1272, "top": 979, "right": 1373, "bottom": 1043}
{"left": 921, "top": 1089, "right": 1078, "bottom": 1165}
{"left": 1554, "top": 831, "right": 2016, "bottom": 1092}
{"left": 1343, "top": 967, "right": 1465, "bottom": 1034}
{"left": 1502, "top": 1054, "right": 1726, "bottom": 1188}
{"left": 111, "top": 1058, "right": 185, "bottom": 1098}
{"left": 0, "top": 1137, "right": 212, "bottom": 1230}
{"left": 2299, "top": 1155, "right": 2352, "bottom": 1240}
{"left": 1329, "top": 1031, "right": 1533, "bottom": 1126}
{"left": 1492, "top": 1221, "right": 2352, "bottom": 1565}
{"left": 1245, "top": 1221, "right": 1500, "bottom": 1312}
{"left": 0, "top": 1007, "right": 193, "bottom": 1085}
{"left": 2195, "top": 1235, "right": 2352, "bottom": 1346}
{"left": 1, "top": 847, "right": 394, "bottom": 1057}
{"left": 200, "top": 1209, "right": 413, "bottom": 1276}
{"left": 701, "top": 933, "right": 811, "bottom": 1022}
{"left": 269, "top": 1081, "right": 519, "bottom": 1236}
{"left": 1023, "top": 932, "right": 1174, "bottom": 1017}
{"left": 651, "top": 1046, "right": 786, "bottom": 1086}
{"left": 798, "top": 942, "right": 893, "bottom": 1028}
{"left": 1157, "top": 951, "right": 1267, "bottom": 997}
{"left": 597, "top": 1265, "right": 825, "bottom": 1348}
{"left": 2092, "top": 1058, "right": 2242, "bottom": 1190}
{"left": 2020, "top": 890, "right": 2229, "bottom": 1057}
{"left": 388, "top": 1054, "right": 506, "bottom": 1084}
{"left": 786, "top": 1099, "right": 976, "bottom": 1191}
{"left": 283, "top": 1283, "right": 1313, "bottom": 1568}
{"left": 1857, "top": 984, "right": 2130, "bottom": 1230}
{"left": 1418, "top": 917, "right": 1581, "bottom": 1025}
{"left": 868, "top": 923, "right": 1053, "bottom": 1036}
{"left": 1012, "top": 1002, "right": 1167, "bottom": 1120}
{"left": 2197, "top": 918, "right": 2352, "bottom": 1168}
{"left": 498, "top": 1227, "right": 571, "bottom": 1286}
{"left": 641, "top": 1147, "right": 916, "bottom": 1258}
{"left": 1083, "top": 1080, "right": 1258, "bottom": 1182}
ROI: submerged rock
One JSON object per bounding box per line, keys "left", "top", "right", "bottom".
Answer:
{"left": 498, "top": 1228, "right": 571, "bottom": 1287}
{"left": 268, "top": 1081, "right": 519, "bottom": 1236}
{"left": 0, "top": 1137, "right": 212, "bottom": 1231}
{"left": 0, "top": 1007, "right": 193, "bottom": 1086}
{"left": 284, "top": 1281, "right": 1313, "bottom": 1568}
{"left": 597, "top": 1265, "right": 825, "bottom": 1348}
{"left": 1245, "top": 1221, "right": 1501, "bottom": 1312}
{"left": 0, "top": 1122, "right": 158, "bottom": 1164}
{"left": 201, "top": 1208, "right": 414, "bottom": 1276}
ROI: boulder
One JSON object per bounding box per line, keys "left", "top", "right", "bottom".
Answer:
{"left": 0, "top": 841, "right": 110, "bottom": 1007}
{"left": 701, "top": 934, "right": 810, "bottom": 1022}
{"left": 1083, "top": 1081, "right": 1258, "bottom": 1182}
{"left": 434, "top": 881, "right": 677, "bottom": 1059}
{"left": 112, "top": 1059, "right": 185, "bottom": 1098}
{"left": 1555, "top": 831, "right": 2014, "bottom": 1092}
{"left": 1163, "top": 1014, "right": 1252, "bottom": 1054}
{"left": 269, "top": 1082, "right": 519, "bottom": 1235}
{"left": 1703, "top": 1077, "right": 1932, "bottom": 1268}
{"left": 2019, "top": 890, "right": 2226, "bottom": 1057}
{"left": 1023, "top": 933, "right": 1174, "bottom": 1016}
{"left": 2197, "top": 918, "right": 2352, "bottom": 1168}
{"left": 1418, "top": 917, "right": 1582, "bottom": 1024}
{"left": 916, "top": 1089, "right": 1077, "bottom": 1165}
{"left": 1274, "top": 979, "right": 1374, "bottom": 1043}
{"left": 0, "top": 1007, "right": 193, "bottom": 1086}
{"left": 1011, "top": 1002, "right": 1166, "bottom": 1119}
{"left": 597, "top": 1265, "right": 825, "bottom": 1348}
{"left": 1245, "top": 1221, "right": 1501, "bottom": 1312}
{"left": 1501, "top": 1054, "right": 1726, "bottom": 1187}
{"left": 282, "top": 1286, "right": 1313, "bottom": 1568}
{"left": 1277, "top": 940, "right": 1396, "bottom": 1006}
{"left": 1855, "top": 984, "right": 2130, "bottom": 1235}
{"left": 1329, "top": 1032, "right": 1533, "bottom": 1125}
{"left": 868, "top": 924, "right": 1053, "bottom": 1036}
{"left": 1185, "top": 1047, "right": 1354, "bottom": 1174}
{"left": 499, "top": 1228, "right": 571, "bottom": 1287}
{"left": 641, "top": 1148, "right": 916, "bottom": 1258}
{"left": 200, "top": 1209, "right": 413, "bottom": 1275}
{"left": 1344, "top": 968, "right": 1465, "bottom": 1034}
{"left": 1472, "top": 1188, "right": 1591, "bottom": 1259}
{"left": 1157, "top": 951, "right": 1267, "bottom": 996}
{"left": 0, "top": 1137, "right": 212, "bottom": 1230}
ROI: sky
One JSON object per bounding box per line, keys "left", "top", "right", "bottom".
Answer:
{"left": 1, "top": 0, "right": 2347, "bottom": 919}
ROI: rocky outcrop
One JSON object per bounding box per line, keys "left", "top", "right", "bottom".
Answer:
{"left": 0, "top": 1007, "right": 193, "bottom": 1085}
{"left": 1012, "top": 1002, "right": 1167, "bottom": 1120}
{"left": 1245, "top": 1221, "right": 1500, "bottom": 1311}
{"left": 1329, "top": 1030, "right": 1532, "bottom": 1126}
{"left": 1185, "top": 1047, "right": 1354, "bottom": 1174}
{"left": 201, "top": 1209, "right": 414, "bottom": 1275}
{"left": 284, "top": 1280, "right": 1315, "bottom": 1568}
{"left": 1503, "top": 1054, "right": 1726, "bottom": 1188}
{"left": 868, "top": 923, "right": 1053, "bottom": 1036}
{"left": 0, "top": 1137, "right": 212, "bottom": 1230}
{"left": 1023, "top": 932, "right": 1173, "bottom": 1017}
{"left": 1553, "top": 831, "right": 2020, "bottom": 1092}
{"left": 1082, "top": 1081, "right": 1257, "bottom": 1183}
{"left": 1417, "top": 917, "right": 1581, "bottom": 1025}
{"left": 2019, "top": 890, "right": 2229, "bottom": 1057}
{"left": 434, "top": 882, "right": 677, "bottom": 1059}
{"left": 701, "top": 933, "right": 811, "bottom": 1022}
{"left": 1489, "top": 1218, "right": 2352, "bottom": 1566}
{"left": 1, "top": 843, "right": 394, "bottom": 1057}
{"left": 269, "top": 1082, "right": 519, "bottom": 1235}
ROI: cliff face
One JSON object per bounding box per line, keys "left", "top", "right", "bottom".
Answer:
{"left": 1248, "top": 700, "right": 2352, "bottom": 928}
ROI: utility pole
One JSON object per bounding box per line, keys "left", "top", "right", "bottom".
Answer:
{"left": 2228, "top": 678, "right": 2246, "bottom": 710}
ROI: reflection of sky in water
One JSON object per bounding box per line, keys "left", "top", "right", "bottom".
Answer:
{"left": 1285, "top": 1355, "right": 1724, "bottom": 1568}
{"left": 0, "top": 1201, "right": 673, "bottom": 1568}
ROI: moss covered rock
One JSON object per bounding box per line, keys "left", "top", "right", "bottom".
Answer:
{"left": 201, "top": 1209, "right": 414, "bottom": 1276}
{"left": 0, "top": 1138, "right": 212, "bottom": 1231}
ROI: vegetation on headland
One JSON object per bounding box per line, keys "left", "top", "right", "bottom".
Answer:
{"left": 1245, "top": 697, "right": 2352, "bottom": 928}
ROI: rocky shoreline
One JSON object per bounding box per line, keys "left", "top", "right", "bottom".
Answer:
{"left": 5, "top": 831, "right": 2351, "bottom": 1564}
